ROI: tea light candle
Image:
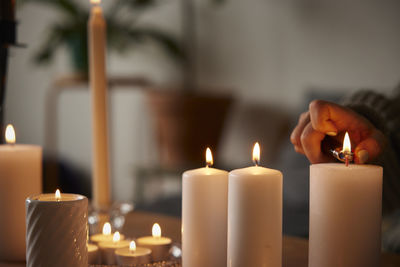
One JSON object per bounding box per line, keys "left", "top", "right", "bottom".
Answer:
{"left": 115, "top": 240, "right": 152, "bottom": 265}
{"left": 136, "top": 223, "right": 172, "bottom": 262}
{"left": 309, "top": 133, "right": 383, "bottom": 267}
{"left": 228, "top": 143, "right": 282, "bottom": 267}
{"left": 26, "top": 190, "right": 88, "bottom": 267}
{"left": 98, "top": 231, "right": 130, "bottom": 265}
{"left": 0, "top": 125, "right": 42, "bottom": 261}
{"left": 90, "top": 222, "right": 125, "bottom": 245}
{"left": 88, "top": 243, "right": 100, "bottom": 265}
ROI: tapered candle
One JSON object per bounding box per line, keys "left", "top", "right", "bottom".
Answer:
{"left": 309, "top": 133, "right": 382, "bottom": 267}
{"left": 0, "top": 125, "right": 42, "bottom": 261}
{"left": 88, "top": 0, "right": 111, "bottom": 210}
{"left": 182, "top": 148, "right": 228, "bottom": 267}
{"left": 228, "top": 142, "right": 282, "bottom": 267}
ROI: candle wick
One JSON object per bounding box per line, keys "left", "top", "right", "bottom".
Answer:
{"left": 345, "top": 155, "right": 349, "bottom": 167}
{"left": 253, "top": 159, "right": 259, "bottom": 167}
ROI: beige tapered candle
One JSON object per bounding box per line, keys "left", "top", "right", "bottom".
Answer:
{"left": 88, "top": 0, "right": 110, "bottom": 210}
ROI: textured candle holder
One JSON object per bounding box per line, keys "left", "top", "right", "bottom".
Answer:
{"left": 25, "top": 193, "right": 88, "bottom": 267}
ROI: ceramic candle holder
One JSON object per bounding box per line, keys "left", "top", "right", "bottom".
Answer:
{"left": 25, "top": 193, "right": 88, "bottom": 267}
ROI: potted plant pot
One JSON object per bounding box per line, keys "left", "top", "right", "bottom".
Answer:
{"left": 146, "top": 88, "right": 233, "bottom": 169}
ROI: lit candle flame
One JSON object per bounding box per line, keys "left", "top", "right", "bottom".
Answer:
{"left": 55, "top": 189, "right": 61, "bottom": 201}
{"left": 129, "top": 241, "right": 136, "bottom": 252}
{"left": 152, "top": 223, "right": 161, "bottom": 238}
{"left": 113, "top": 231, "right": 120, "bottom": 243}
{"left": 206, "top": 147, "right": 213, "bottom": 167}
{"left": 90, "top": 0, "right": 101, "bottom": 4}
{"left": 102, "top": 222, "right": 111, "bottom": 235}
{"left": 252, "top": 142, "right": 260, "bottom": 166}
{"left": 342, "top": 132, "right": 351, "bottom": 153}
{"left": 5, "top": 124, "right": 15, "bottom": 144}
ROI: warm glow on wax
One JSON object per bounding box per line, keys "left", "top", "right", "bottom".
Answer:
{"left": 5, "top": 124, "right": 15, "bottom": 144}
{"left": 102, "top": 222, "right": 111, "bottom": 235}
{"left": 252, "top": 142, "right": 260, "bottom": 166}
{"left": 152, "top": 223, "right": 161, "bottom": 238}
{"left": 113, "top": 231, "right": 121, "bottom": 243}
{"left": 206, "top": 147, "right": 213, "bottom": 167}
{"left": 129, "top": 241, "right": 136, "bottom": 252}
{"left": 343, "top": 132, "right": 351, "bottom": 153}
{"left": 55, "top": 189, "right": 61, "bottom": 201}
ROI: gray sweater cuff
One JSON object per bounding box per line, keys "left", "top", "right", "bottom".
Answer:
{"left": 342, "top": 90, "right": 390, "bottom": 134}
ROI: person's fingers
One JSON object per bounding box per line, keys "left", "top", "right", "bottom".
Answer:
{"left": 294, "top": 144, "right": 305, "bottom": 155}
{"left": 354, "top": 129, "right": 386, "bottom": 164}
{"left": 309, "top": 100, "right": 338, "bottom": 135}
{"left": 290, "top": 111, "right": 310, "bottom": 149}
{"left": 300, "top": 122, "right": 331, "bottom": 163}
{"left": 308, "top": 100, "right": 372, "bottom": 134}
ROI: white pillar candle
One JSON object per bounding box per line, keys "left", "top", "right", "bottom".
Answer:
{"left": 90, "top": 222, "right": 125, "bottom": 245}
{"left": 136, "top": 223, "right": 172, "bottom": 262}
{"left": 115, "top": 240, "right": 152, "bottom": 265}
{"left": 26, "top": 190, "right": 88, "bottom": 267}
{"left": 88, "top": 243, "right": 100, "bottom": 265}
{"left": 88, "top": 0, "right": 111, "bottom": 210}
{"left": 182, "top": 148, "right": 228, "bottom": 267}
{"left": 98, "top": 232, "right": 130, "bottom": 265}
{"left": 309, "top": 132, "right": 383, "bottom": 267}
{"left": 309, "top": 162, "right": 382, "bottom": 267}
{"left": 0, "top": 125, "right": 42, "bottom": 261}
{"left": 228, "top": 142, "right": 282, "bottom": 267}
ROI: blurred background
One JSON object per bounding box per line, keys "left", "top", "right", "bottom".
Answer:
{"left": 4, "top": 0, "right": 400, "bottom": 240}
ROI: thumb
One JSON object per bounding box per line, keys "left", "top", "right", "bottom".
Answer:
{"left": 354, "top": 129, "right": 385, "bottom": 164}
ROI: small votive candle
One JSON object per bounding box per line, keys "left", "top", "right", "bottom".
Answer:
{"left": 90, "top": 222, "right": 125, "bottom": 245}
{"left": 88, "top": 243, "right": 100, "bottom": 265}
{"left": 116, "top": 240, "right": 151, "bottom": 265}
{"left": 136, "top": 223, "right": 172, "bottom": 262}
{"left": 98, "top": 231, "right": 130, "bottom": 265}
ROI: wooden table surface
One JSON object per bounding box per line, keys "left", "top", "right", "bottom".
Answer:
{"left": 2, "top": 211, "right": 400, "bottom": 267}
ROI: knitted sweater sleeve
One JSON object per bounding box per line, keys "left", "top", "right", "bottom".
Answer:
{"left": 343, "top": 89, "right": 400, "bottom": 212}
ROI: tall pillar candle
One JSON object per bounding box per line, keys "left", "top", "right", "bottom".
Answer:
{"left": 182, "top": 148, "right": 228, "bottom": 267}
{"left": 228, "top": 143, "right": 282, "bottom": 267}
{"left": 26, "top": 190, "right": 88, "bottom": 267}
{"left": 0, "top": 125, "right": 42, "bottom": 261}
{"left": 309, "top": 163, "right": 382, "bottom": 267}
{"left": 88, "top": 0, "right": 111, "bottom": 210}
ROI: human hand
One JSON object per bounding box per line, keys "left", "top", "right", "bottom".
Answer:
{"left": 290, "top": 100, "right": 386, "bottom": 164}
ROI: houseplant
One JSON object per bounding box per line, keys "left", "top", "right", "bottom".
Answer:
{"left": 19, "top": 0, "right": 183, "bottom": 75}
{"left": 22, "top": 0, "right": 232, "bottom": 169}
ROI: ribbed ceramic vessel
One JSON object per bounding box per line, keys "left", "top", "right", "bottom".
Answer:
{"left": 26, "top": 193, "right": 88, "bottom": 267}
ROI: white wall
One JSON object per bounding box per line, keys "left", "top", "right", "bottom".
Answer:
{"left": 6, "top": 0, "right": 400, "bottom": 201}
